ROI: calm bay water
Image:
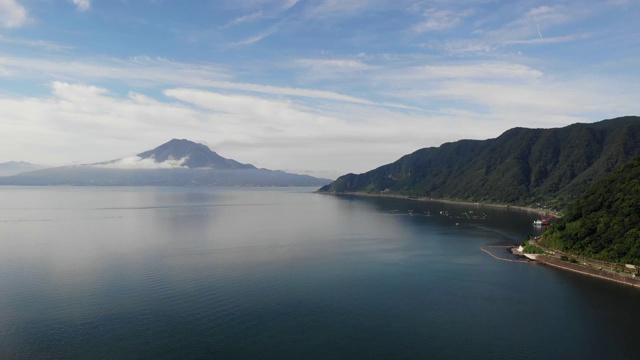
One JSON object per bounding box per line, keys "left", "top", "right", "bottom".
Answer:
{"left": 1, "top": 187, "right": 639, "bottom": 359}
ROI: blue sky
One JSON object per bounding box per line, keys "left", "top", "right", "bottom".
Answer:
{"left": 1, "top": 0, "right": 638, "bottom": 178}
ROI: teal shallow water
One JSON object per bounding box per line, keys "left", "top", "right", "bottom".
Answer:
{"left": 1, "top": 187, "right": 639, "bottom": 359}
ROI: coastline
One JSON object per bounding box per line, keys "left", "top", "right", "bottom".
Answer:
{"left": 535, "top": 255, "right": 640, "bottom": 289}
{"left": 316, "top": 191, "right": 551, "bottom": 216}
{"left": 510, "top": 244, "right": 640, "bottom": 289}
{"left": 317, "top": 191, "right": 640, "bottom": 289}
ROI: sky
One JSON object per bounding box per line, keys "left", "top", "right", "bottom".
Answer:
{"left": 0, "top": 0, "right": 639, "bottom": 179}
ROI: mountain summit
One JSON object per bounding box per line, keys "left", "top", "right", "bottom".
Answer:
{"left": 136, "top": 139, "right": 255, "bottom": 170}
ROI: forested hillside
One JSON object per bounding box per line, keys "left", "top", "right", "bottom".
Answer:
{"left": 541, "top": 157, "right": 640, "bottom": 265}
{"left": 319, "top": 116, "right": 640, "bottom": 208}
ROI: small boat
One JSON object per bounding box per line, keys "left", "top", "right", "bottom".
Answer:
{"left": 533, "top": 212, "right": 555, "bottom": 226}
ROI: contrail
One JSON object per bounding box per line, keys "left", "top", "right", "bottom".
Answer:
{"left": 535, "top": 19, "right": 543, "bottom": 39}
{"left": 530, "top": 0, "right": 544, "bottom": 39}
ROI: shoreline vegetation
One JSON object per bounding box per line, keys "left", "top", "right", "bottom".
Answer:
{"left": 316, "top": 191, "right": 553, "bottom": 216}
{"left": 511, "top": 244, "right": 640, "bottom": 289}
{"left": 318, "top": 191, "right": 640, "bottom": 289}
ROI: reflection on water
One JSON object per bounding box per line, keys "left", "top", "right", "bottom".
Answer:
{"left": 0, "top": 187, "right": 639, "bottom": 359}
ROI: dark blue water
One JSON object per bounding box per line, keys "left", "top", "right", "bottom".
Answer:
{"left": 1, "top": 187, "right": 639, "bottom": 359}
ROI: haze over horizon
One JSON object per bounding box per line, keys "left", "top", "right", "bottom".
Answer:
{"left": 1, "top": 0, "right": 638, "bottom": 179}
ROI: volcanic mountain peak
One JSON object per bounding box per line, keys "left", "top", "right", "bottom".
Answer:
{"left": 98, "top": 139, "right": 255, "bottom": 170}
{"left": 0, "top": 139, "right": 331, "bottom": 186}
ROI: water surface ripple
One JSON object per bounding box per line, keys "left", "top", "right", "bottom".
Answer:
{"left": 1, "top": 187, "right": 639, "bottom": 359}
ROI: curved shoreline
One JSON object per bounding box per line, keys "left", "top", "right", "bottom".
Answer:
{"left": 535, "top": 255, "right": 640, "bottom": 289}
{"left": 318, "top": 191, "right": 640, "bottom": 289}
{"left": 316, "top": 191, "right": 552, "bottom": 216}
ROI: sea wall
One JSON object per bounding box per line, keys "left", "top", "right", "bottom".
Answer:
{"left": 536, "top": 255, "right": 640, "bottom": 289}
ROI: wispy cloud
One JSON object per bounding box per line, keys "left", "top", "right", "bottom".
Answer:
{"left": 226, "top": 26, "right": 278, "bottom": 47}
{"left": 0, "top": 54, "right": 404, "bottom": 107}
{"left": 281, "top": 0, "right": 299, "bottom": 10}
{"left": 412, "top": 8, "right": 473, "bottom": 33}
{"left": 0, "top": 0, "right": 28, "bottom": 28}
{"left": 220, "top": 11, "right": 263, "bottom": 29}
{"left": 295, "top": 58, "right": 376, "bottom": 71}
{"left": 293, "top": 58, "right": 378, "bottom": 80}
{"left": 0, "top": 55, "right": 232, "bottom": 86}
{"left": 193, "top": 80, "right": 393, "bottom": 107}
{"left": 476, "top": 5, "right": 578, "bottom": 46}
{"left": 220, "top": 0, "right": 299, "bottom": 13}
{"left": 0, "top": 35, "right": 74, "bottom": 51}
{"left": 423, "top": 3, "right": 593, "bottom": 55}
{"left": 70, "top": 0, "right": 91, "bottom": 12}
{"left": 402, "top": 62, "right": 543, "bottom": 80}
{"left": 164, "top": 87, "right": 317, "bottom": 122}
{"left": 308, "top": 0, "right": 374, "bottom": 17}
{"left": 504, "top": 33, "right": 591, "bottom": 45}
{"left": 94, "top": 156, "right": 189, "bottom": 169}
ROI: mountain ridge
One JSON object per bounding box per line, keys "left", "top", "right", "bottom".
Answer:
{"left": 318, "top": 116, "right": 640, "bottom": 209}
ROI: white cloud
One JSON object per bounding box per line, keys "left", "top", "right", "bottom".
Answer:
{"left": 439, "top": 39, "right": 493, "bottom": 55}
{"left": 281, "top": 0, "right": 299, "bottom": 10}
{"left": 386, "top": 75, "right": 638, "bottom": 118}
{"left": 408, "top": 63, "right": 543, "bottom": 80}
{"left": 0, "top": 0, "right": 27, "bottom": 28}
{"left": 295, "top": 58, "right": 376, "bottom": 72}
{"left": 164, "top": 87, "right": 310, "bottom": 122}
{"left": 93, "top": 156, "right": 189, "bottom": 169}
{"left": 0, "top": 54, "right": 405, "bottom": 107}
{"left": 0, "top": 55, "right": 232, "bottom": 86}
{"left": 412, "top": 8, "right": 473, "bottom": 33}
{"left": 293, "top": 58, "right": 378, "bottom": 80}
{"left": 71, "top": 0, "right": 90, "bottom": 12}
{"left": 0, "top": 78, "right": 636, "bottom": 177}
{"left": 203, "top": 80, "right": 384, "bottom": 106}
{"left": 52, "top": 80, "right": 109, "bottom": 99}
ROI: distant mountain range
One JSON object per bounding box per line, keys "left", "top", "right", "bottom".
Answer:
{"left": 0, "top": 139, "right": 331, "bottom": 187}
{"left": 0, "top": 161, "right": 48, "bottom": 177}
{"left": 319, "top": 116, "right": 640, "bottom": 209}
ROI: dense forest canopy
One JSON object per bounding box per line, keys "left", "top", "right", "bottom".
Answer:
{"left": 319, "top": 116, "right": 640, "bottom": 209}
{"left": 541, "top": 156, "right": 640, "bottom": 265}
